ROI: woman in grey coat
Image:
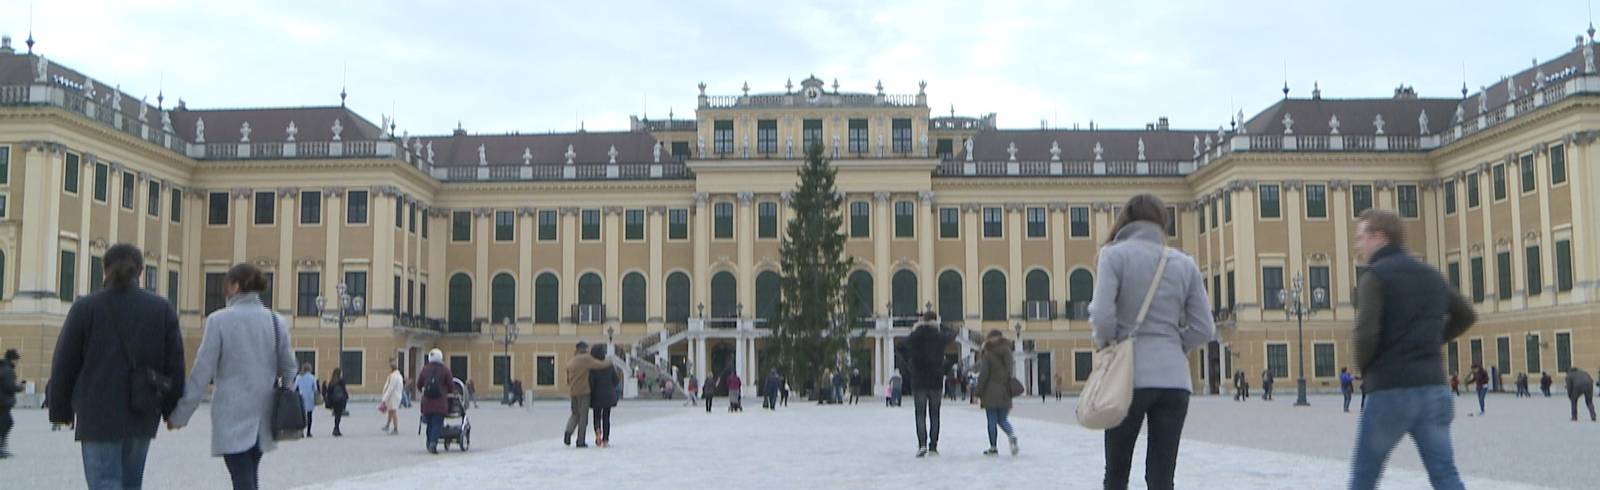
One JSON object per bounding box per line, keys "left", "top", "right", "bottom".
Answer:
{"left": 170, "top": 263, "right": 296, "bottom": 490}
{"left": 1088, "top": 194, "right": 1215, "bottom": 490}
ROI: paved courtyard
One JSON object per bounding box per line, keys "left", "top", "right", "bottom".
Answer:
{"left": 5, "top": 392, "right": 1593, "bottom": 489}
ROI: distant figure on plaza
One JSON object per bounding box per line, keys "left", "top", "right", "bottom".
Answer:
{"left": 1260, "top": 369, "right": 1275, "bottom": 401}
{"left": 324, "top": 368, "right": 349, "bottom": 437}
{"left": 0, "top": 349, "right": 21, "bottom": 459}
{"left": 1490, "top": 365, "right": 1502, "bottom": 393}
{"left": 294, "top": 363, "right": 318, "bottom": 438}
{"left": 1233, "top": 370, "right": 1250, "bottom": 401}
{"left": 169, "top": 262, "right": 297, "bottom": 490}
{"left": 1514, "top": 372, "right": 1530, "bottom": 398}
{"left": 967, "top": 373, "right": 979, "bottom": 405}
{"left": 1448, "top": 373, "right": 1459, "bottom": 396}
{"left": 1465, "top": 364, "right": 1490, "bottom": 415}
{"left": 685, "top": 374, "right": 699, "bottom": 405}
{"left": 899, "top": 311, "right": 957, "bottom": 458}
{"left": 725, "top": 369, "right": 743, "bottom": 412}
{"left": 1567, "top": 367, "right": 1596, "bottom": 422}
{"left": 1089, "top": 193, "right": 1215, "bottom": 490}
{"left": 764, "top": 369, "right": 783, "bottom": 410}
{"left": 1539, "top": 371, "right": 1553, "bottom": 397}
{"left": 1347, "top": 209, "right": 1476, "bottom": 490}
{"left": 416, "top": 349, "right": 456, "bottom": 454}
{"left": 51, "top": 244, "right": 186, "bottom": 490}
{"left": 380, "top": 360, "right": 405, "bottom": 435}
{"left": 588, "top": 344, "right": 619, "bottom": 447}
{"left": 975, "top": 329, "right": 1020, "bottom": 457}
{"left": 1340, "top": 367, "right": 1356, "bottom": 413}
{"left": 889, "top": 370, "right": 903, "bottom": 407}
{"left": 832, "top": 370, "right": 846, "bottom": 405}
{"left": 465, "top": 378, "right": 479, "bottom": 408}
{"left": 563, "top": 341, "right": 610, "bottom": 448}
{"left": 780, "top": 377, "right": 790, "bottom": 407}
{"left": 849, "top": 369, "right": 866, "bottom": 405}
{"left": 705, "top": 373, "right": 720, "bottom": 412}
{"left": 1054, "top": 374, "right": 1064, "bottom": 401}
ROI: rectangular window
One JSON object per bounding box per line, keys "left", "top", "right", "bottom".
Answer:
{"left": 261, "top": 272, "right": 275, "bottom": 309}
{"left": 1555, "top": 332, "right": 1572, "bottom": 372}
{"left": 253, "top": 191, "right": 275, "bottom": 225}
{"left": 1550, "top": 144, "right": 1567, "bottom": 185}
{"left": 1211, "top": 275, "right": 1222, "bottom": 313}
{"left": 802, "top": 119, "right": 823, "bottom": 152}
{"left": 493, "top": 355, "right": 511, "bottom": 387}
{"left": 406, "top": 279, "right": 416, "bottom": 315}
{"left": 1208, "top": 200, "right": 1218, "bottom": 229}
{"left": 144, "top": 265, "right": 158, "bottom": 291}
{"left": 1313, "top": 342, "right": 1336, "bottom": 378}
{"left": 1070, "top": 207, "right": 1089, "bottom": 237}
{"left": 1443, "top": 181, "right": 1457, "bottom": 215}
{"left": 536, "top": 355, "right": 556, "bottom": 386}
{"left": 120, "top": 172, "right": 135, "bottom": 209}
{"left": 538, "top": 210, "right": 558, "bottom": 241}
{"left": 1470, "top": 256, "right": 1486, "bottom": 303}
{"left": 297, "top": 272, "right": 321, "bottom": 317}
{"left": 1165, "top": 206, "right": 1177, "bottom": 236}
{"left": 171, "top": 188, "right": 183, "bottom": 222}
{"left": 892, "top": 118, "right": 912, "bottom": 153}
{"left": 494, "top": 210, "right": 514, "bottom": 242}
{"left": 93, "top": 162, "right": 109, "bottom": 201}
{"left": 1520, "top": 154, "right": 1536, "bottom": 193}
{"left": 848, "top": 118, "right": 869, "bottom": 153}
{"left": 1525, "top": 333, "right": 1542, "bottom": 373}
{"left": 1495, "top": 336, "right": 1511, "bottom": 375}
{"left": 1496, "top": 251, "right": 1512, "bottom": 300}
{"left": 1262, "top": 266, "right": 1284, "bottom": 310}
{"left": 894, "top": 201, "right": 916, "bottom": 238}
{"left": 1447, "top": 261, "right": 1461, "bottom": 292}
{"left": 421, "top": 209, "right": 429, "bottom": 238}
{"left": 1397, "top": 185, "right": 1418, "bottom": 218}
{"left": 713, "top": 120, "right": 734, "bottom": 154}
{"left": 395, "top": 198, "right": 404, "bottom": 229}
{"left": 582, "top": 209, "right": 601, "bottom": 240}
{"left": 452, "top": 211, "right": 472, "bottom": 242}
{"left": 1556, "top": 239, "right": 1573, "bottom": 291}
{"left": 341, "top": 351, "right": 364, "bottom": 385}
{"left": 849, "top": 202, "right": 870, "bottom": 238}
{"left": 1266, "top": 343, "right": 1289, "bottom": 378}
{"left": 1226, "top": 270, "right": 1236, "bottom": 309}
{"left": 1257, "top": 184, "right": 1280, "bottom": 218}
{"left": 1467, "top": 174, "right": 1481, "bottom": 208}
{"left": 1351, "top": 184, "right": 1373, "bottom": 217}
{"left": 936, "top": 138, "right": 954, "bottom": 159}
{"left": 344, "top": 271, "right": 368, "bottom": 309}
{"left": 1469, "top": 338, "right": 1483, "bottom": 368}
{"left": 448, "top": 356, "right": 468, "bottom": 383}
{"left": 939, "top": 207, "right": 959, "bottom": 238}
{"left": 757, "top": 203, "right": 778, "bottom": 239}
{"left": 626, "top": 209, "right": 646, "bottom": 240}
{"left": 670, "top": 141, "right": 690, "bottom": 161}
{"left": 346, "top": 190, "right": 369, "bottom": 224}
{"left": 1447, "top": 341, "right": 1460, "bottom": 375}
{"left": 300, "top": 191, "right": 322, "bottom": 224}
{"left": 1303, "top": 184, "right": 1326, "bottom": 218}
{"left": 167, "top": 270, "right": 179, "bottom": 306}
{"left": 1073, "top": 351, "right": 1093, "bottom": 382}
{"left": 146, "top": 182, "right": 160, "bottom": 216}
{"left": 420, "top": 283, "right": 427, "bottom": 318}
{"left": 982, "top": 207, "right": 1003, "bottom": 238}
{"left": 409, "top": 204, "right": 417, "bottom": 233}
{"left": 1492, "top": 164, "right": 1507, "bottom": 200}
{"left": 89, "top": 256, "right": 104, "bottom": 293}
{"left": 1223, "top": 191, "right": 1232, "bottom": 223}
{"left": 1026, "top": 207, "right": 1046, "bottom": 238}
{"left": 394, "top": 276, "right": 401, "bottom": 316}
{"left": 668, "top": 209, "right": 688, "bottom": 240}
{"left": 63, "top": 152, "right": 79, "bottom": 193}
{"left": 1308, "top": 266, "right": 1330, "bottom": 308}
{"left": 208, "top": 192, "right": 229, "bottom": 225}
{"left": 205, "top": 272, "right": 226, "bottom": 315}
{"left": 713, "top": 203, "right": 733, "bottom": 239}
{"left": 756, "top": 119, "right": 777, "bottom": 154}
{"left": 295, "top": 351, "right": 317, "bottom": 375}
{"left": 1525, "top": 245, "right": 1542, "bottom": 296}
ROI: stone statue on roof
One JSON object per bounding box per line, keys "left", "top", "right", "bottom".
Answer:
{"left": 1050, "top": 141, "right": 1061, "bottom": 161}
{"left": 426, "top": 141, "right": 435, "bottom": 164}
{"left": 964, "top": 137, "right": 973, "bottom": 161}
{"left": 1237, "top": 110, "right": 1247, "bottom": 134}
{"left": 1505, "top": 77, "right": 1516, "bottom": 99}
{"left": 608, "top": 145, "right": 619, "bottom": 164}
{"left": 1455, "top": 103, "right": 1465, "bottom": 123}
{"left": 1478, "top": 87, "right": 1488, "bottom": 113}
{"left": 785, "top": 136, "right": 794, "bottom": 159}
{"left": 138, "top": 97, "right": 148, "bottom": 122}
{"left": 920, "top": 134, "right": 929, "bottom": 157}
{"left": 1328, "top": 115, "right": 1340, "bottom": 134}
{"left": 83, "top": 78, "right": 96, "bottom": 101}
{"left": 1281, "top": 113, "right": 1294, "bottom": 134}
{"left": 286, "top": 121, "right": 298, "bottom": 141}
{"left": 1093, "top": 142, "right": 1104, "bottom": 161}
{"left": 1586, "top": 39, "right": 1596, "bottom": 74}
{"left": 1192, "top": 136, "right": 1200, "bottom": 158}
{"left": 1373, "top": 114, "right": 1385, "bottom": 135}
{"left": 331, "top": 119, "right": 344, "bottom": 141}
{"left": 381, "top": 115, "right": 392, "bottom": 137}
{"left": 697, "top": 136, "right": 705, "bottom": 157}
{"left": 161, "top": 110, "right": 172, "bottom": 132}
{"left": 1204, "top": 134, "right": 1212, "bottom": 150}
{"left": 477, "top": 144, "right": 487, "bottom": 166}
{"left": 240, "top": 122, "right": 251, "bottom": 143}
{"left": 652, "top": 143, "right": 660, "bottom": 163}
{"left": 1006, "top": 142, "right": 1017, "bottom": 161}
{"left": 1137, "top": 138, "right": 1146, "bottom": 161}
{"left": 35, "top": 55, "right": 49, "bottom": 82}
{"left": 565, "top": 144, "right": 576, "bottom": 164}
{"left": 111, "top": 86, "right": 122, "bottom": 110}
{"left": 195, "top": 117, "right": 206, "bottom": 143}
{"left": 1418, "top": 110, "right": 1430, "bottom": 135}
{"left": 524, "top": 147, "right": 533, "bottom": 165}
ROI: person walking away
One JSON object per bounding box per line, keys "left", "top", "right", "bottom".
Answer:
{"left": 1260, "top": 369, "right": 1274, "bottom": 401}
{"left": 685, "top": 374, "right": 699, "bottom": 406}
{"left": 1540, "top": 372, "right": 1553, "bottom": 397}
{"left": 831, "top": 370, "right": 846, "bottom": 405}
{"left": 1514, "top": 373, "right": 1527, "bottom": 398}
{"left": 849, "top": 369, "right": 864, "bottom": 405}
{"left": 1088, "top": 194, "right": 1216, "bottom": 490}
{"left": 1449, "top": 373, "right": 1459, "bottom": 396}
{"left": 294, "top": 363, "right": 318, "bottom": 438}
{"left": 0, "top": 349, "right": 22, "bottom": 458}
{"left": 588, "top": 344, "right": 619, "bottom": 447}
{"left": 1347, "top": 209, "right": 1476, "bottom": 490}
{"left": 325, "top": 368, "right": 349, "bottom": 437}
{"left": 1465, "top": 364, "right": 1489, "bottom": 415}
{"left": 976, "top": 330, "right": 1020, "bottom": 456}
{"left": 466, "top": 378, "right": 479, "bottom": 408}
{"left": 764, "top": 369, "right": 783, "bottom": 410}
{"left": 889, "top": 371, "right": 902, "bottom": 407}
{"left": 1054, "top": 374, "right": 1064, "bottom": 401}
{"left": 725, "top": 369, "right": 743, "bottom": 412}
{"left": 50, "top": 244, "right": 186, "bottom": 489}
{"left": 563, "top": 341, "right": 611, "bottom": 448}
{"left": 169, "top": 262, "right": 296, "bottom": 490}
{"left": 380, "top": 360, "right": 404, "bottom": 434}
{"left": 1340, "top": 367, "right": 1356, "bottom": 413}
{"left": 416, "top": 349, "right": 455, "bottom": 453}
{"left": 897, "top": 311, "right": 957, "bottom": 458}
{"left": 1567, "top": 367, "right": 1596, "bottom": 422}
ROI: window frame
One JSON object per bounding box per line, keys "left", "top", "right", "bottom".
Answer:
{"left": 1257, "top": 184, "right": 1281, "bottom": 219}
{"left": 1265, "top": 342, "right": 1290, "bottom": 379}
{"left": 1025, "top": 206, "right": 1047, "bottom": 238}
{"left": 296, "top": 271, "right": 321, "bottom": 317}
{"left": 1519, "top": 154, "right": 1536, "bottom": 195}
{"left": 1396, "top": 184, "right": 1419, "bottom": 219}
{"left": 625, "top": 208, "right": 647, "bottom": 241}
{"left": 1549, "top": 144, "right": 1567, "bottom": 186}
{"left": 668, "top": 209, "right": 689, "bottom": 240}
{"left": 92, "top": 162, "right": 109, "bottom": 202}
{"left": 982, "top": 207, "right": 1003, "bottom": 239}
{"left": 538, "top": 210, "right": 558, "bottom": 241}
{"left": 494, "top": 210, "right": 515, "bottom": 242}
{"left": 120, "top": 171, "right": 136, "bottom": 210}
{"left": 63, "top": 152, "right": 80, "bottom": 194}
{"left": 253, "top": 191, "right": 276, "bottom": 226}
{"left": 1069, "top": 206, "right": 1090, "bottom": 238}
{"left": 346, "top": 190, "right": 370, "bottom": 225}
{"left": 712, "top": 203, "right": 734, "bottom": 239}
{"left": 299, "top": 190, "right": 322, "bottom": 225}
{"left": 207, "top": 192, "right": 230, "bottom": 226}
{"left": 895, "top": 201, "right": 916, "bottom": 239}
{"left": 451, "top": 211, "right": 473, "bottom": 243}
{"left": 1262, "top": 266, "right": 1284, "bottom": 310}
{"left": 1304, "top": 184, "right": 1327, "bottom": 219}
{"left": 580, "top": 209, "right": 601, "bottom": 241}
{"left": 938, "top": 207, "right": 960, "bottom": 239}
{"left": 757, "top": 202, "right": 778, "bottom": 239}
{"left": 1491, "top": 163, "right": 1507, "bottom": 201}
{"left": 849, "top": 201, "right": 871, "bottom": 238}
{"left": 1350, "top": 184, "right": 1373, "bottom": 217}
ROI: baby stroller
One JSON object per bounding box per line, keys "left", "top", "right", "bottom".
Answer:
{"left": 419, "top": 378, "right": 472, "bottom": 451}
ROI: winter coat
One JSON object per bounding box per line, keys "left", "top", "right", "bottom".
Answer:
{"left": 764, "top": 373, "right": 783, "bottom": 396}
{"left": 169, "top": 292, "right": 295, "bottom": 456}
{"left": 565, "top": 355, "right": 611, "bottom": 396}
{"left": 416, "top": 361, "right": 455, "bottom": 416}
{"left": 48, "top": 286, "right": 186, "bottom": 442}
{"left": 0, "top": 359, "right": 19, "bottom": 409}
{"left": 726, "top": 373, "right": 742, "bottom": 392}
{"left": 1568, "top": 370, "right": 1596, "bottom": 395}
{"left": 380, "top": 370, "right": 405, "bottom": 409}
{"left": 1088, "top": 222, "right": 1216, "bottom": 391}
{"left": 294, "top": 372, "right": 318, "bottom": 412}
{"left": 900, "top": 322, "right": 955, "bottom": 390}
{"left": 324, "top": 378, "right": 349, "bottom": 411}
{"left": 976, "top": 338, "right": 1015, "bottom": 409}
{"left": 1352, "top": 244, "right": 1476, "bottom": 393}
{"left": 589, "top": 363, "right": 620, "bottom": 409}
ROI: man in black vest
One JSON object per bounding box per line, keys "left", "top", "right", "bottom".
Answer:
{"left": 1347, "top": 210, "right": 1475, "bottom": 490}
{"left": 897, "top": 311, "right": 956, "bottom": 458}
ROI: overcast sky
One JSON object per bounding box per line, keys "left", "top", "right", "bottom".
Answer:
{"left": 3, "top": 0, "right": 1594, "bottom": 135}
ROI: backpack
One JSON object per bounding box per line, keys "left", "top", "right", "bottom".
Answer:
{"left": 423, "top": 369, "right": 444, "bottom": 399}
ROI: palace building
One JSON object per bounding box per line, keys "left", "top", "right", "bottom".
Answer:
{"left": 1, "top": 32, "right": 1597, "bottom": 398}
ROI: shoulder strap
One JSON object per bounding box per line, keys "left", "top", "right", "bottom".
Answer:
{"left": 107, "top": 293, "right": 144, "bottom": 372}
{"left": 1131, "top": 247, "right": 1172, "bottom": 332}
{"left": 269, "top": 308, "right": 284, "bottom": 386}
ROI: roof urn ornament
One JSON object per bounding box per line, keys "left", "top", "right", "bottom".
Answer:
{"left": 875, "top": 80, "right": 884, "bottom": 96}
{"left": 286, "top": 121, "right": 298, "bottom": 141}
{"left": 1006, "top": 141, "right": 1018, "bottom": 161}
{"left": 608, "top": 145, "right": 619, "bottom": 164}
{"left": 1092, "top": 142, "right": 1104, "bottom": 161}
{"left": 964, "top": 138, "right": 974, "bottom": 162}
{"left": 195, "top": 117, "right": 206, "bottom": 143}
{"left": 785, "top": 78, "right": 793, "bottom": 94}
{"left": 1281, "top": 113, "right": 1294, "bottom": 134}
{"left": 697, "top": 82, "right": 706, "bottom": 96}
{"left": 1137, "top": 138, "right": 1146, "bottom": 161}
{"left": 918, "top": 80, "right": 927, "bottom": 96}
{"left": 331, "top": 118, "right": 344, "bottom": 141}
{"left": 523, "top": 147, "right": 533, "bottom": 166}
{"left": 1373, "top": 114, "right": 1386, "bottom": 135}
{"left": 239, "top": 122, "right": 251, "bottom": 143}
{"left": 1050, "top": 140, "right": 1062, "bottom": 161}
{"left": 1418, "top": 110, "right": 1430, "bottom": 135}
{"left": 565, "top": 144, "right": 576, "bottom": 164}
{"left": 832, "top": 78, "right": 840, "bottom": 92}
{"left": 477, "top": 144, "right": 487, "bottom": 166}
{"left": 741, "top": 81, "right": 749, "bottom": 97}
{"left": 1328, "top": 115, "right": 1341, "bottom": 135}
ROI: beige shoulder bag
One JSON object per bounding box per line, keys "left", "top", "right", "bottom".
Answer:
{"left": 1076, "top": 247, "right": 1169, "bottom": 430}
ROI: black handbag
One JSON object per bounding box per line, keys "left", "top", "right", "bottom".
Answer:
{"left": 268, "top": 311, "right": 306, "bottom": 441}
{"left": 108, "top": 301, "right": 176, "bottom": 418}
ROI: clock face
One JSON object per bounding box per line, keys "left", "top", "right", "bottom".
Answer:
{"left": 804, "top": 87, "right": 821, "bottom": 101}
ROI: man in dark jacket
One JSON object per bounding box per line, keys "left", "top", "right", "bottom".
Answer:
{"left": 896, "top": 311, "right": 956, "bottom": 457}
{"left": 1540, "top": 372, "right": 1553, "bottom": 397}
{"left": 563, "top": 341, "right": 611, "bottom": 447}
{"left": 1347, "top": 210, "right": 1475, "bottom": 490}
{"left": 1566, "top": 368, "right": 1595, "bottom": 422}
{"left": 48, "top": 244, "right": 185, "bottom": 488}
{"left": 763, "top": 369, "right": 783, "bottom": 410}
{"left": 1, "top": 349, "right": 22, "bottom": 458}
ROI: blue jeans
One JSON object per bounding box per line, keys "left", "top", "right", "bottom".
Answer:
{"left": 222, "top": 444, "right": 262, "bottom": 490}
{"left": 1342, "top": 389, "right": 1353, "bottom": 412}
{"left": 1475, "top": 386, "right": 1487, "bottom": 413}
{"left": 984, "top": 408, "right": 1015, "bottom": 448}
{"left": 422, "top": 414, "right": 444, "bottom": 449}
{"left": 81, "top": 438, "right": 152, "bottom": 490}
{"left": 1349, "top": 385, "right": 1464, "bottom": 490}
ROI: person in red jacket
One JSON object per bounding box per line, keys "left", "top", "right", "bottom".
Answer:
{"left": 1464, "top": 364, "right": 1489, "bottom": 415}
{"left": 725, "top": 369, "right": 743, "bottom": 412}
{"left": 416, "top": 349, "right": 455, "bottom": 454}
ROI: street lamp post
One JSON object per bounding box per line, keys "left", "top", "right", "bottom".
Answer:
{"left": 1277, "top": 271, "right": 1326, "bottom": 407}
{"left": 495, "top": 318, "right": 518, "bottom": 403}
{"left": 317, "top": 283, "right": 365, "bottom": 381}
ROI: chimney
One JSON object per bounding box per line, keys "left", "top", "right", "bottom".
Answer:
{"left": 0, "top": 35, "right": 12, "bottom": 54}
{"left": 1157, "top": 117, "right": 1170, "bottom": 130}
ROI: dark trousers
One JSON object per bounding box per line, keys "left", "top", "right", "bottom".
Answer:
{"left": 780, "top": 390, "right": 788, "bottom": 406}
{"left": 564, "top": 395, "right": 592, "bottom": 444}
{"left": 592, "top": 407, "right": 612, "bottom": 440}
{"left": 765, "top": 394, "right": 778, "bottom": 409}
{"left": 705, "top": 393, "right": 715, "bottom": 412}
{"left": 332, "top": 410, "right": 343, "bottom": 435}
{"left": 422, "top": 414, "right": 444, "bottom": 449}
{"left": 304, "top": 411, "right": 313, "bottom": 436}
{"left": 912, "top": 387, "right": 943, "bottom": 449}
{"left": 1104, "top": 388, "right": 1190, "bottom": 490}
{"left": 0, "top": 408, "right": 12, "bottom": 453}
{"left": 222, "top": 444, "right": 262, "bottom": 490}
{"left": 1572, "top": 390, "right": 1596, "bottom": 421}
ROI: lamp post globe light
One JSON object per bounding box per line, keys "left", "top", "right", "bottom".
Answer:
{"left": 317, "top": 282, "right": 365, "bottom": 382}
{"left": 1277, "top": 271, "right": 1326, "bottom": 407}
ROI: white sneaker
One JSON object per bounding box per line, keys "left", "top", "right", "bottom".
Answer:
{"left": 1009, "top": 436, "right": 1019, "bottom": 456}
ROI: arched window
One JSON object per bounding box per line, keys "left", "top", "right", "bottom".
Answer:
{"left": 982, "top": 270, "right": 1008, "bottom": 321}
{"left": 448, "top": 273, "right": 473, "bottom": 332}
{"left": 710, "top": 271, "right": 737, "bottom": 320}
{"left": 937, "top": 270, "right": 964, "bottom": 322}
{"left": 847, "top": 270, "right": 873, "bottom": 318}
{"left": 755, "top": 271, "right": 781, "bottom": 323}
{"left": 577, "top": 273, "right": 603, "bottom": 305}
{"left": 1068, "top": 269, "right": 1095, "bottom": 319}
{"left": 534, "top": 273, "right": 559, "bottom": 324}
{"left": 1025, "top": 270, "right": 1050, "bottom": 302}
{"left": 891, "top": 270, "right": 918, "bottom": 317}
{"left": 621, "top": 272, "right": 646, "bottom": 323}
{"left": 665, "top": 272, "right": 690, "bottom": 324}
{"left": 490, "top": 273, "right": 516, "bottom": 324}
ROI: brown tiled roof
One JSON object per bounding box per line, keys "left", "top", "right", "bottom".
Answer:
{"left": 1241, "top": 98, "right": 1461, "bottom": 136}
{"left": 969, "top": 128, "right": 1213, "bottom": 162}
{"left": 1, "top": 51, "right": 163, "bottom": 125}
{"left": 167, "top": 106, "right": 385, "bottom": 143}
{"left": 1461, "top": 41, "right": 1593, "bottom": 118}
{"left": 417, "top": 131, "right": 662, "bottom": 167}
